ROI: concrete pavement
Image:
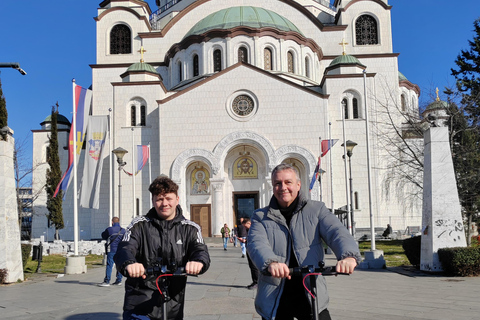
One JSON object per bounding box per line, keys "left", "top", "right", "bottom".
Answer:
{"left": 1, "top": 239, "right": 480, "bottom": 319}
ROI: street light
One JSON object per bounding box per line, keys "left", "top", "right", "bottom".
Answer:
{"left": 0, "top": 62, "right": 27, "bottom": 75}
{"left": 318, "top": 168, "right": 326, "bottom": 202}
{"left": 342, "top": 140, "right": 357, "bottom": 237}
{"left": 112, "top": 147, "right": 128, "bottom": 219}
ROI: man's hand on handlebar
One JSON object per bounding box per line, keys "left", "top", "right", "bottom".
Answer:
{"left": 185, "top": 261, "right": 203, "bottom": 275}
{"left": 267, "top": 262, "right": 291, "bottom": 279}
{"left": 126, "top": 262, "right": 147, "bottom": 279}
{"left": 335, "top": 257, "right": 357, "bottom": 274}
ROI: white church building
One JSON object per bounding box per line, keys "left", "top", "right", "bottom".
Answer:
{"left": 31, "top": 0, "right": 423, "bottom": 240}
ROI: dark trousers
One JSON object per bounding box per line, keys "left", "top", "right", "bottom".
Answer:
{"left": 246, "top": 252, "right": 259, "bottom": 283}
{"left": 262, "top": 309, "right": 331, "bottom": 320}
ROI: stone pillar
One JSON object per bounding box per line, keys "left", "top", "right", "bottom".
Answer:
{"left": 210, "top": 179, "right": 225, "bottom": 237}
{"left": 0, "top": 129, "right": 24, "bottom": 283}
{"left": 421, "top": 127, "right": 466, "bottom": 272}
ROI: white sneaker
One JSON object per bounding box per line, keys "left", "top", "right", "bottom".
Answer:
{"left": 98, "top": 282, "right": 110, "bottom": 287}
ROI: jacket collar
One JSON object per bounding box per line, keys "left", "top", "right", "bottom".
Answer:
{"left": 267, "top": 193, "right": 308, "bottom": 223}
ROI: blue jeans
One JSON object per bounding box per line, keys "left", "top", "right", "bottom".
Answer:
{"left": 240, "top": 238, "right": 246, "bottom": 255}
{"left": 104, "top": 251, "right": 122, "bottom": 283}
{"left": 223, "top": 237, "right": 229, "bottom": 249}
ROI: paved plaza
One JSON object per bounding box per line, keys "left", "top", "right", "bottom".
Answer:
{"left": 1, "top": 240, "right": 479, "bottom": 319}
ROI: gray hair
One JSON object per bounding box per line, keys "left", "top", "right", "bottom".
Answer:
{"left": 271, "top": 163, "right": 300, "bottom": 181}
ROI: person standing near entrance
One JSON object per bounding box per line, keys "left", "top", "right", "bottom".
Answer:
{"left": 99, "top": 217, "right": 125, "bottom": 287}
{"left": 247, "top": 163, "right": 360, "bottom": 320}
{"left": 242, "top": 218, "right": 259, "bottom": 290}
{"left": 237, "top": 217, "right": 248, "bottom": 258}
{"left": 221, "top": 223, "right": 231, "bottom": 250}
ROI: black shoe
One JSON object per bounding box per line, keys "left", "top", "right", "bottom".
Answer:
{"left": 112, "top": 281, "right": 122, "bottom": 286}
{"left": 241, "top": 254, "right": 245, "bottom": 258}
{"left": 224, "top": 248, "right": 227, "bottom": 251}
{"left": 247, "top": 283, "right": 258, "bottom": 290}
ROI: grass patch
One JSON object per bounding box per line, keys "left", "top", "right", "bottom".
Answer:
{"left": 358, "top": 240, "right": 410, "bottom": 267}
{"left": 24, "top": 254, "right": 104, "bottom": 278}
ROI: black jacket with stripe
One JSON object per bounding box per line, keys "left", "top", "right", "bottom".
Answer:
{"left": 114, "top": 205, "right": 210, "bottom": 319}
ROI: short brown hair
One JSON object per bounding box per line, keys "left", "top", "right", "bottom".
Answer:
{"left": 149, "top": 176, "right": 179, "bottom": 196}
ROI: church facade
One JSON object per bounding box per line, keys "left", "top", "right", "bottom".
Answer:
{"left": 32, "top": 0, "right": 422, "bottom": 240}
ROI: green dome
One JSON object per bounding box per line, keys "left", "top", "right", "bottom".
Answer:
{"left": 42, "top": 114, "right": 70, "bottom": 125}
{"left": 426, "top": 99, "right": 448, "bottom": 111}
{"left": 126, "top": 62, "right": 158, "bottom": 74}
{"left": 184, "top": 6, "right": 303, "bottom": 38}
{"left": 398, "top": 71, "right": 408, "bottom": 81}
{"left": 329, "top": 54, "right": 365, "bottom": 67}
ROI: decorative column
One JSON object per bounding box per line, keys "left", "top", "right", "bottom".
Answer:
{"left": 210, "top": 178, "right": 225, "bottom": 237}
{"left": 0, "top": 128, "right": 24, "bottom": 283}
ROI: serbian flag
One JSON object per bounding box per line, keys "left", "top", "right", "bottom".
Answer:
{"left": 136, "top": 145, "right": 149, "bottom": 174}
{"left": 53, "top": 85, "right": 92, "bottom": 199}
{"left": 309, "top": 139, "right": 339, "bottom": 191}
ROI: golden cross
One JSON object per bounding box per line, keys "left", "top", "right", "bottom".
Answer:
{"left": 138, "top": 46, "right": 147, "bottom": 63}
{"left": 339, "top": 39, "right": 348, "bottom": 55}
{"left": 435, "top": 87, "right": 440, "bottom": 101}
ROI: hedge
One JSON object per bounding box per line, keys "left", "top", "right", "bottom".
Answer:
{"left": 438, "top": 246, "right": 480, "bottom": 277}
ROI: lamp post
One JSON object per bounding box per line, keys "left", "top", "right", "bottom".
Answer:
{"left": 342, "top": 140, "right": 357, "bottom": 238}
{"left": 318, "top": 168, "right": 326, "bottom": 202}
{"left": 0, "top": 62, "right": 27, "bottom": 75}
{"left": 112, "top": 147, "right": 128, "bottom": 219}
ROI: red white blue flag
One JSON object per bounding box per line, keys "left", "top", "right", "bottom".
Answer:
{"left": 309, "top": 139, "right": 338, "bottom": 191}
{"left": 53, "top": 85, "right": 92, "bottom": 199}
{"left": 136, "top": 145, "right": 150, "bottom": 174}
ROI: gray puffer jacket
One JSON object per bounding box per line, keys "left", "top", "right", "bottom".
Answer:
{"left": 247, "top": 193, "right": 361, "bottom": 320}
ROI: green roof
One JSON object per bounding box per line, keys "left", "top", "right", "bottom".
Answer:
{"left": 42, "top": 114, "right": 70, "bottom": 125}
{"left": 398, "top": 71, "right": 408, "bottom": 81}
{"left": 329, "top": 54, "right": 365, "bottom": 67}
{"left": 426, "top": 100, "right": 448, "bottom": 111}
{"left": 184, "top": 6, "right": 303, "bottom": 38}
{"left": 126, "top": 62, "right": 158, "bottom": 74}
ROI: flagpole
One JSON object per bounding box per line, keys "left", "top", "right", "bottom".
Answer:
{"left": 108, "top": 108, "right": 113, "bottom": 223}
{"left": 132, "top": 127, "right": 136, "bottom": 219}
{"left": 72, "top": 79, "right": 79, "bottom": 256}
{"left": 148, "top": 143, "right": 152, "bottom": 184}
{"left": 329, "top": 122, "right": 334, "bottom": 213}
{"left": 341, "top": 100, "right": 352, "bottom": 235}
{"left": 318, "top": 137, "right": 322, "bottom": 202}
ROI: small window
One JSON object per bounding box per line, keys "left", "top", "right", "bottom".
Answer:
{"left": 214, "top": 49, "right": 222, "bottom": 72}
{"left": 193, "top": 55, "right": 199, "bottom": 77}
{"left": 342, "top": 98, "right": 349, "bottom": 119}
{"left": 305, "top": 57, "right": 310, "bottom": 78}
{"left": 264, "top": 48, "right": 273, "bottom": 71}
{"left": 355, "top": 15, "right": 378, "bottom": 45}
{"left": 178, "top": 61, "right": 182, "bottom": 82}
{"left": 401, "top": 95, "right": 407, "bottom": 111}
{"left": 238, "top": 47, "right": 248, "bottom": 63}
{"left": 110, "top": 24, "right": 131, "bottom": 54}
{"left": 354, "top": 192, "right": 360, "bottom": 210}
{"left": 140, "top": 105, "right": 146, "bottom": 126}
{"left": 131, "top": 106, "right": 136, "bottom": 126}
{"left": 287, "top": 51, "right": 294, "bottom": 73}
{"left": 353, "top": 98, "right": 359, "bottom": 119}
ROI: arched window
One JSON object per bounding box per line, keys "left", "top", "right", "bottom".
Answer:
{"left": 401, "top": 95, "right": 407, "bottom": 111}
{"left": 130, "top": 105, "right": 136, "bottom": 126}
{"left": 140, "top": 105, "right": 146, "bottom": 126}
{"left": 355, "top": 15, "right": 378, "bottom": 45}
{"left": 354, "top": 192, "right": 360, "bottom": 210}
{"left": 178, "top": 61, "right": 182, "bottom": 82}
{"left": 193, "top": 55, "right": 199, "bottom": 77}
{"left": 353, "top": 98, "right": 359, "bottom": 118}
{"left": 110, "top": 24, "right": 131, "bottom": 54}
{"left": 305, "top": 57, "right": 310, "bottom": 78}
{"left": 264, "top": 48, "right": 273, "bottom": 71}
{"left": 287, "top": 51, "right": 294, "bottom": 73}
{"left": 238, "top": 47, "right": 248, "bottom": 63}
{"left": 213, "top": 49, "right": 222, "bottom": 72}
{"left": 342, "top": 98, "right": 349, "bottom": 119}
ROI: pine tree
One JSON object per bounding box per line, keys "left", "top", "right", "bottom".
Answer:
{"left": 451, "top": 18, "right": 480, "bottom": 124}
{"left": 45, "top": 102, "right": 64, "bottom": 240}
{"left": 0, "top": 79, "right": 8, "bottom": 141}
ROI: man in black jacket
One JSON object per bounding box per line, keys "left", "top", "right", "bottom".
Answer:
{"left": 115, "top": 176, "right": 210, "bottom": 320}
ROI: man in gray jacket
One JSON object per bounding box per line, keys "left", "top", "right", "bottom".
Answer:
{"left": 247, "top": 164, "right": 361, "bottom": 320}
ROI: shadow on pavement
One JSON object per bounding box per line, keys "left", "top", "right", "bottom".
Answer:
{"left": 64, "top": 312, "right": 121, "bottom": 320}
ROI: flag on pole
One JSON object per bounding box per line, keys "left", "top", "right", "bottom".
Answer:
{"left": 136, "top": 145, "right": 149, "bottom": 174}
{"left": 321, "top": 139, "right": 338, "bottom": 157}
{"left": 53, "top": 85, "right": 92, "bottom": 199}
{"left": 80, "top": 116, "right": 109, "bottom": 209}
{"left": 309, "top": 139, "right": 339, "bottom": 191}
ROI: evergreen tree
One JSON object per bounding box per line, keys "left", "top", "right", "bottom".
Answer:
{"left": 451, "top": 18, "right": 480, "bottom": 124}
{"left": 0, "top": 79, "right": 8, "bottom": 141}
{"left": 45, "top": 102, "right": 63, "bottom": 240}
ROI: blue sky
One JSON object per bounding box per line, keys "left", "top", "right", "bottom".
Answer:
{"left": 1, "top": 0, "right": 479, "bottom": 182}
